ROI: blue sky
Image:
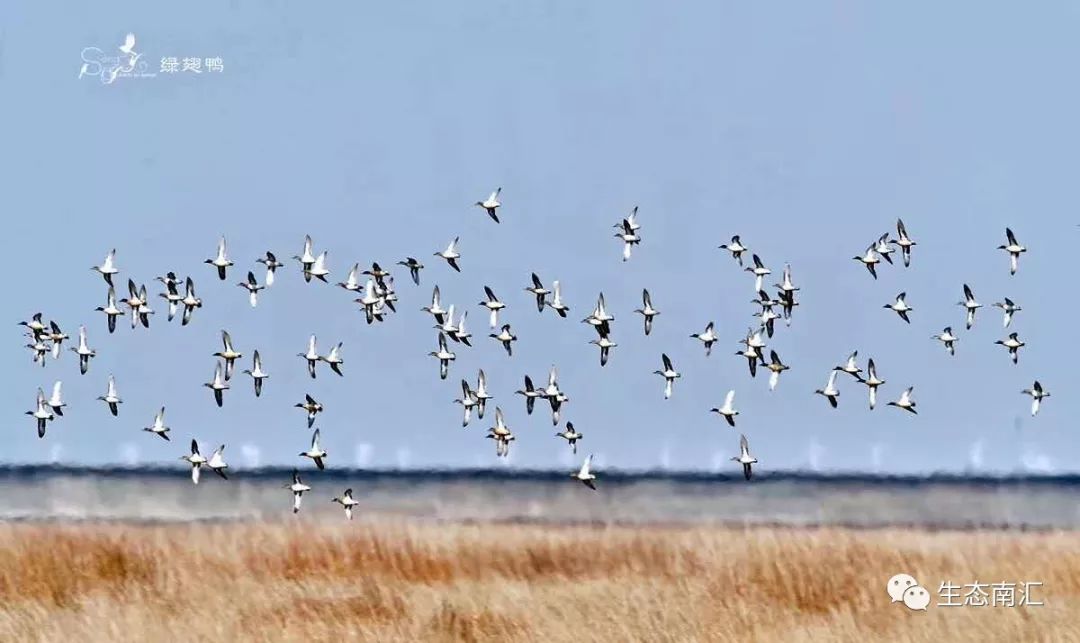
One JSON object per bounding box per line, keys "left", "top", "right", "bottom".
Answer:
{"left": 1, "top": 1, "right": 1076, "bottom": 473}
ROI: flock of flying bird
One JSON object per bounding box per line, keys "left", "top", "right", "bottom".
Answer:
{"left": 19, "top": 191, "right": 1050, "bottom": 515}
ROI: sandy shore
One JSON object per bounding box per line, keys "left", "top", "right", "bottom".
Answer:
{"left": 0, "top": 520, "right": 1076, "bottom": 641}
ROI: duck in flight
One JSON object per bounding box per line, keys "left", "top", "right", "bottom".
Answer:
{"left": 614, "top": 219, "right": 641, "bottom": 262}
{"left": 873, "top": 233, "right": 896, "bottom": 265}
{"left": 571, "top": 454, "right": 597, "bottom": 490}
{"left": 98, "top": 374, "right": 122, "bottom": 416}
{"left": 479, "top": 286, "right": 506, "bottom": 328}
{"left": 932, "top": 326, "right": 959, "bottom": 356}
{"left": 859, "top": 358, "right": 886, "bottom": 410}
{"left": 998, "top": 227, "right": 1026, "bottom": 275}
{"left": 287, "top": 470, "right": 311, "bottom": 513}
{"left": 180, "top": 439, "right": 207, "bottom": 485}
{"left": 835, "top": 351, "right": 862, "bottom": 379}
{"left": 633, "top": 289, "right": 660, "bottom": 336}
{"left": 475, "top": 187, "right": 502, "bottom": 223}
{"left": 295, "top": 394, "right": 323, "bottom": 429}
{"left": 744, "top": 254, "right": 771, "bottom": 292}
{"left": 589, "top": 335, "right": 617, "bottom": 367}
{"left": 765, "top": 350, "right": 790, "bottom": 391}
{"left": 719, "top": 235, "right": 747, "bottom": 266}
{"left": 27, "top": 388, "right": 54, "bottom": 438}
{"left": 545, "top": 280, "right": 570, "bottom": 317}
{"left": 710, "top": 390, "right": 739, "bottom": 427}
{"left": 992, "top": 297, "right": 1021, "bottom": 328}
{"left": 208, "top": 445, "right": 229, "bottom": 479}
{"left": 1021, "top": 381, "right": 1050, "bottom": 417}
{"left": 332, "top": 488, "right": 359, "bottom": 520}
{"left": 958, "top": 284, "right": 981, "bottom": 330}
{"left": 815, "top": 370, "right": 840, "bottom": 409}
{"left": 853, "top": 245, "right": 880, "bottom": 279}
{"left": 95, "top": 286, "right": 123, "bottom": 334}
{"left": 397, "top": 257, "right": 424, "bottom": 286}
{"left": 421, "top": 285, "right": 447, "bottom": 324}
{"left": 256, "top": 251, "right": 284, "bottom": 286}
{"left": 429, "top": 332, "right": 456, "bottom": 380}
{"left": 205, "top": 236, "right": 233, "bottom": 281}
{"left": 293, "top": 235, "right": 316, "bottom": 282}
{"left": 891, "top": 218, "right": 916, "bottom": 267}
{"left": 144, "top": 407, "right": 171, "bottom": 441}
{"left": 435, "top": 237, "right": 462, "bottom": 272}
{"left": 490, "top": 324, "right": 517, "bottom": 356}
{"left": 731, "top": 434, "right": 757, "bottom": 481}
{"left": 453, "top": 379, "right": 479, "bottom": 427}
{"left": 298, "top": 335, "right": 320, "bottom": 379}
{"left": 887, "top": 387, "right": 917, "bottom": 414}
{"left": 654, "top": 353, "right": 681, "bottom": 400}
{"left": 204, "top": 361, "right": 230, "bottom": 408}
{"left": 320, "top": 342, "right": 345, "bottom": 377}
{"left": 70, "top": 325, "right": 96, "bottom": 374}
{"left": 91, "top": 249, "right": 120, "bottom": 286}
{"left": 557, "top": 422, "right": 583, "bottom": 454}
{"left": 238, "top": 271, "right": 265, "bottom": 307}
{"left": 487, "top": 407, "right": 514, "bottom": 458}
{"left": 47, "top": 381, "right": 66, "bottom": 417}
{"left": 180, "top": 277, "right": 202, "bottom": 326}
{"left": 995, "top": 332, "right": 1025, "bottom": 364}
{"left": 690, "top": 321, "right": 718, "bottom": 357}
{"left": 515, "top": 375, "right": 541, "bottom": 415}
{"left": 213, "top": 330, "right": 243, "bottom": 380}
{"left": 299, "top": 429, "right": 327, "bottom": 470}
{"left": 304, "top": 251, "right": 331, "bottom": 283}
{"left": 242, "top": 350, "right": 269, "bottom": 397}
{"left": 524, "top": 273, "right": 550, "bottom": 312}
{"left": 884, "top": 292, "right": 913, "bottom": 324}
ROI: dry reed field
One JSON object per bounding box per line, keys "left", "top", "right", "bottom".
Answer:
{"left": 0, "top": 520, "right": 1076, "bottom": 642}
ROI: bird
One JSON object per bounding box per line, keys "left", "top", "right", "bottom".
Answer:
{"left": 998, "top": 227, "right": 1026, "bottom": 275}
{"left": 397, "top": 257, "right": 424, "bottom": 286}
{"left": 332, "top": 489, "right": 359, "bottom": 520}
{"left": 421, "top": 285, "right": 447, "bottom": 324}
{"left": 774, "top": 264, "right": 800, "bottom": 299}
{"left": 815, "top": 370, "right": 840, "bottom": 409}
{"left": 158, "top": 278, "right": 183, "bottom": 322}
{"left": 479, "top": 286, "right": 506, "bottom": 328}
{"left": 490, "top": 324, "right": 517, "bottom": 356}
{"left": 286, "top": 470, "right": 311, "bottom": 513}
{"left": 304, "top": 251, "right": 331, "bottom": 283}
{"left": 525, "top": 273, "right": 550, "bottom": 312}
{"left": 614, "top": 219, "right": 641, "bottom": 262}
{"left": 70, "top": 325, "right": 96, "bottom": 375}
{"left": 355, "top": 279, "right": 384, "bottom": 324}
{"left": 26, "top": 337, "right": 49, "bottom": 367}
{"left": 835, "top": 351, "right": 862, "bottom": 378}
{"left": 710, "top": 390, "right": 739, "bottom": 427}
{"left": 213, "top": 330, "right": 243, "bottom": 380}
{"left": 238, "top": 271, "right": 265, "bottom": 307}
{"left": 180, "top": 439, "right": 207, "bottom": 485}
{"left": 633, "top": 289, "right": 660, "bottom": 336}
{"left": 475, "top": 187, "right": 502, "bottom": 222}
{"left": 754, "top": 308, "right": 781, "bottom": 339}
{"left": 144, "top": 407, "right": 170, "bottom": 441}
{"left": 46, "top": 381, "right": 66, "bottom": 417}
{"left": 744, "top": 254, "right": 772, "bottom": 292}
{"left": 180, "top": 277, "right": 203, "bottom": 326}
{"left": 719, "top": 235, "right": 748, "bottom": 266}
{"left": 589, "top": 336, "right": 617, "bottom": 367}
{"left": 204, "top": 361, "right": 230, "bottom": 408}
{"left": 736, "top": 344, "right": 764, "bottom": 379}
{"left": 45, "top": 322, "right": 68, "bottom": 359}
{"left": 860, "top": 358, "right": 886, "bottom": 410}
{"left": 891, "top": 219, "right": 916, "bottom": 267}
{"left": 992, "top": 298, "right": 1021, "bottom": 328}
{"left": 995, "top": 332, "right": 1025, "bottom": 365}
{"left": 545, "top": 280, "right": 570, "bottom": 317}
{"left": 95, "top": 286, "right": 123, "bottom": 334}
{"left": 873, "top": 233, "right": 896, "bottom": 265}
{"left": 1021, "top": 381, "right": 1050, "bottom": 417}
{"left": 362, "top": 262, "right": 391, "bottom": 285}
{"left": 487, "top": 407, "right": 514, "bottom": 458}
{"left": 321, "top": 343, "right": 345, "bottom": 377}
{"left": 539, "top": 366, "right": 567, "bottom": 425}
{"left": 429, "top": 332, "right": 456, "bottom": 380}
{"left": 731, "top": 434, "right": 758, "bottom": 481}
{"left": 98, "top": 374, "right": 122, "bottom": 416}
{"left": 435, "top": 305, "right": 459, "bottom": 338}
{"left": 208, "top": 445, "right": 229, "bottom": 479}
{"left": 27, "top": 388, "right": 54, "bottom": 438}
{"left": 853, "top": 245, "right": 880, "bottom": 279}
{"left": 615, "top": 206, "right": 641, "bottom": 232}
{"left": 205, "top": 236, "right": 233, "bottom": 281}
{"left": 293, "top": 235, "right": 316, "bottom": 282}
{"left": 298, "top": 335, "right": 320, "bottom": 379}
{"left": 958, "top": 284, "right": 982, "bottom": 330}
{"left": 256, "top": 251, "right": 284, "bottom": 286}
{"left": 19, "top": 313, "right": 49, "bottom": 342}
{"left": 474, "top": 369, "right": 493, "bottom": 419}
{"left": 242, "top": 350, "right": 269, "bottom": 397}
{"left": 582, "top": 293, "right": 613, "bottom": 337}
{"left": 300, "top": 429, "right": 327, "bottom": 470}
{"left": 887, "top": 387, "right": 917, "bottom": 414}
{"left": 91, "top": 249, "right": 119, "bottom": 286}
{"left": 453, "top": 380, "right": 479, "bottom": 427}
{"left": 435, "top": 237, "right": 462, "bottom": 272}
{"left": 119, "top": 32, "right": 136, "bottom": 55}
{"left": 884, "top": 292, "right": 913, "bottom": 324}
{"left": 557, "top": 422, "right": 583, "bottom": 454}
{"left": 450, "top": 310, "right": 473, "bottom": 347}
{"left": 295, "top": 394, "right": 323, "bottom": 429}
{"left": 654, "top": 353, "right": 681, "bottom": 399}
{"left": 121, "top": 279, "right": 146, "bottom": 329}
{"left": 932, "top": 326, "right": 959, "bottom": 356}
{"left": 690, "top": 322, "right": 718, "bottom": 357}
{"left": 515, "top": 375, "right": 541, "bottom": 415}
{"left": 571, "top": 454, "right": 597, "bottom": 490}
{"left": 765, "top": 350, "right": 790, "bottom": 391}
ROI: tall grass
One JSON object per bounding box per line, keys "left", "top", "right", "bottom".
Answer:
{"left": 0, "top": 521, "right": 1077, "bottom": 641}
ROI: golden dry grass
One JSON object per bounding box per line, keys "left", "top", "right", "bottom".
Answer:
{"left": 0, "top": 520, "right": 1076, "bottom": 642}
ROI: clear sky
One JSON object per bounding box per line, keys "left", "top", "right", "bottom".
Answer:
{"left": 1, "top": 1, "right": 1077, "bottom": 473}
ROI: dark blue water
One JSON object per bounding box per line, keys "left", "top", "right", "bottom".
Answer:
{"left": 1, "top": 466, "right": 1077, "bottom": 528}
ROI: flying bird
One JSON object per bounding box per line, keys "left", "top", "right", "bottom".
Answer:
{"left": 958, "top": 284, "right": 982, "bottom": 330}
{"left": 256, "top": 251, "right": 284, "bottom": 286}
{"left": 525, "top": 273, "right": 550, "bottom": 312}
{"left": 295, "top": 394, "right": 323, "bottom": 429}
{"left": 180, "top": 439, "right": 207, "bottom": 485}
{"left": 891, "top": 219, "right": 916, "bottom": 267}
{"left": 997, "top": 227, "right": 1026, "bottom": 275}
{"left": 435, "top": 237, "right": 462, "bottom": 272}
{"left": 557, "top": 422, "right": 583, "bottom": 454}
{"left": 719, "top": 235, "right": 748, "bottom": 266}
{"left": 475, "top": 187, "right": 502, "bottom": 222}
{"left": 992, "top": 298, "right": 1021, "bottom": 328}
{"left": 242, "top": 350, "right": 269, "bottom": 397}
{"left": 654, "top": 353, "right": 681, "bottom": 400}
{"left": 932, "top": 327, "right": 959, "bottom": 356}
{"left": 1021, "top": 381, "right": 1050, "bottom": 417}
{"left": 995, "top": 332, "right": 1025, "bottom": 365}
{"left": 731, "top": 434, "right": 758, "bottom": 481}
{"left": 860, "top": 358, "right": 886, "bottom": 410}
{"left": 332, "top": 489, "right": 359, "bottom": 520}
{"left": 238, "top": 271, "right": 265, "bottom": 307}
{"left": 814, "top": 371, "right": 840, "bottom": 409}
{"left": 571, "top": 454, "right": 597, "bottom": 490}
{"left": 490, "top": 324, "right": 517, "bottom": 356}
{"left": 144, "top": 407, "right": 171, "bottom": 441}
{"left": 396, "top": 257, "right": 424, "bottom": 286}
{"left": 710, "top": 390, "right": 739, "bottom": 427}
{"left": 884, "top": 292, "right": 913, "bottom": 324}
{"left": 97, "top": 374, "right": 122, "bottom": 416}
{"left": 91, "top": 249, "right": 119, "bottom": 286}
{"left": 286, "top": 470, "right": 311, "bottom": 513}
{"left": 299, "top": 429, "right": 327, "bottom": 470}
{"left": 633, "top": 289, "right": 660, "bottom": 336}
{"left": 204, "top": 361, "right": 230, "bottom": 408}
{"left": 887, "top": 387, "right": 918, "bottom": 414}
{"left": 205, "top": 236, "right": 233, "bottom": 281}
